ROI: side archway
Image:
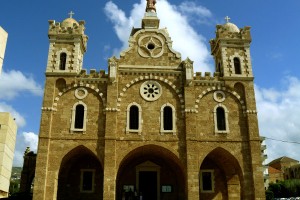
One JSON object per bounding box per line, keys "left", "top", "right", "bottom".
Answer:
{"left": 116, "top": 144, "right": 186, "bottom": 200}
{"left": 199, "top": 147, "right": 243, "bottom": 200}
{"left": 57, "top": 145, "right": 103, "bottom": 200}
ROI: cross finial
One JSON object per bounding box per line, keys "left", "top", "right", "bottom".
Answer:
{"left": 225, "top": 16, "right": 231, "bottom": 23}
{"left": 68, "top": 11, "right": 75, "bottom": 18}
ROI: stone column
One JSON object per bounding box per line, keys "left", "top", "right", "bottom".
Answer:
{"left": 103, "top": 139, "right": 117, "bottom": 200}
{"left": 186, "top": 140, "right": 200, "bottom": 200}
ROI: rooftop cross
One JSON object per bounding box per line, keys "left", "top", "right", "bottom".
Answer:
{"left": 225, "top": 16, "right": 231, "bottom": 23}
{"left": 68, "top": 11, "right": 75, "bottom": 18}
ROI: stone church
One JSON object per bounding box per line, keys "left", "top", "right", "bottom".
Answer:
{"left": 33, "top": 1, "right": 265, "bottom": 199}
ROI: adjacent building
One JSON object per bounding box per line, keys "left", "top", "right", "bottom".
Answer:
{"left": 33, "top": 1, "right": 265, "bottom": 199}
{"left": 0, "top": 26, "right": 17, "bottom": 198}
{"left": 0, "top": 113, "right": 17, "bottom": 198}
{"left": 268, "top": 156, "right": 300, "bottom": 183}
{"left": 0, "top": 26, "right": 8, "bottom": 75}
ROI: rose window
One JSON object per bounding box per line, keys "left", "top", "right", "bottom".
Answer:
{"left": 140, "top": 81, "right": 162, "bottom": 101}
{"left": 138, "top": 35, "right": 164, "bottom": 58}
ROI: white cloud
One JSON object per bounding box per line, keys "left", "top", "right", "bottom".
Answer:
{"left": 23, "top": 132, "right": 39, "bottom": 152}
{"left": 13, "top": 132, "right": 39, "bottom": 167}
{"left": 256, "top": 76, "right": 300, "bottom": 163}
{"left": 104, "top": 0, "right": 213, "bottom": 72}
{"left": 0, "top": 70, "right": 43, "bottom": 100}
{"left": 178, "top": 2, "right": 212, "bottom": 17}
{"left": 0, "top": 102, "right": 26, "bottom": 127}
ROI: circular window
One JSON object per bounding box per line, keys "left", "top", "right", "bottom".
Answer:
{"left": 140, "top": 81, "right": 162, "bottom": 101}
{"left": 213, "top": 91, "right": 226, "bottom": 103}
{"left": 75, "top": 87, "right": 88, "bottom": 99}
{"left": 147, "top": 43, "right": 155, "bottom": 50}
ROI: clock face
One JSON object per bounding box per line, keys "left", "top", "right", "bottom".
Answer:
{"left": 140, "top": 81, "right": 162, "bottom": 101}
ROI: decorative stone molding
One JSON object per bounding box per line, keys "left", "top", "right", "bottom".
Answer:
{"left": 52, "top": 82, "right": 106, "bottom": 111}
{"left": 117, "top": 75, "right": 184, "bottom": 112}
{"left": 213, "top": 91, "right": 226, "bottom": 103}
{"left": 138, "top": 35, "right": 164, "bottom": 58}
{"left": 126, "top": 102, "right": 142, "bottom": 135}
{"left": 140, "top": 81, "right": 162, "bottom": 101}
{"left": 105, "top": 108, "right": 120, "bottom": 112}
{"left": 195, "top": 86, "right": 246, "bottom": 114}
{"left": 244, "top": 110, "right": 257, "bottom": 114}
{"left": 70, "top": 101, "right": 87, "bottom": 133}
{"left": 229, "top": 52, "right": 245, "bottom": 76}
{"left": 213, "top": 104, "right": 230, "bottom": 134}
{"left": 41, "top": 107, "right": 57, "bottom": 111}
{"left": 75, "top": 87, "right": 88, "bottom": 100}
{"left": 108, "top": 56, "right": 118, "bottom": 82}
{"left": 183, "top": 58, "right": 194, "bottom": 85}
{"left": 160, "top": 103, "right": 176, "bottom": 135}
{"left": 54, "top": 48, "right": 72, "bottom": 70}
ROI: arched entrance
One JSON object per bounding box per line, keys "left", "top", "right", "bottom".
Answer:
{"left": 116, "top": 145, "right": 186, "bottom": 200}
{"left": 57, "top": 146, "right": 103, "bottom": 200}
{"left": 199, "top": 147, "right": 243, "bottom": 200}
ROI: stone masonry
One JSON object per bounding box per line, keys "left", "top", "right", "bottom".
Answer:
{"left": 33, "top": 2, "right": 266, "bottom": 200}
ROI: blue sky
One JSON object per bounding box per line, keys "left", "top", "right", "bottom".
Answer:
{"left": 1, "top": 0, "right": 300, "bottom": 166}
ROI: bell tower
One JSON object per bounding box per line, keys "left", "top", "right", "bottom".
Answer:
{"left": 210, "top": 17, "right": 253, "bottom": 78}
{"left": 46, "top": 12, "right": 88, "bottom": 74}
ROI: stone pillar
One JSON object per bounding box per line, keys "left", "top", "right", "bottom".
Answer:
{"left": 33, "top": 78, "right": 55, "bottom": 200}
{"left": 186, "top": 141, "right": 200, "bottom": 200}
{"left": 103, "top": 138, "right": 117, "bottom": 200}
{"left": 32, "top": 137, "right": 50, "bottom": 200}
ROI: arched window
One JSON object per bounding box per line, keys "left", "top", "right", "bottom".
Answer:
{"left": 59, "top": 53, "right": 67, "bottom": 70}
{"left": 160, "top": 103, "right": 176, "bottom": 135}
{"left": 129, "top": 105, "right": 139, "bottom": 130}
{"left": 163, "top": 106, "right": 173, "bottom": 130}
{"left": 71, "top": 101, "right": 87, "bottom": 132}
{"left": 126, "top": 103, "right": 142, "bottom": 134}
{"left": 234, "top": 57, "right": 241, "bottom": 74}
{"left": 75, "top": 104, "right": 84, "bottom": 129}
{"left": 216, "top": 107, "right": 226, "bottom": 131}
{"left": 214, "top": 105, "right": 229, "bottom": 134}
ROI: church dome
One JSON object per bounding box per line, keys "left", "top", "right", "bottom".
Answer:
{"left": 61, "top": 18, "right": 79, "bottom": 28}
{"left": 223, "top": 22, "right": 240, "bottom": 33}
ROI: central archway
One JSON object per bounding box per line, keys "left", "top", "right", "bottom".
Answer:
{"left": 116, "top": 145, "right": 186, "bottom": 200}
{"left": 57, "top": 146, "right": 103, "bottom": 200}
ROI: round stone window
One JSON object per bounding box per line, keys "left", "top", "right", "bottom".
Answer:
{"left": 75, "top": 87, "right": 88, "bottom": 99}
{"left": 140, "top": 81, "right": 162, "bottom": 101}
{"left": 213, "top": 91, "right": 226, "bottom": 103}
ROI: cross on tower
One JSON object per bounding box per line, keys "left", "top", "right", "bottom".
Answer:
{"left": 68, "top": 11, "right": 75, "bottom": 18}
{"left": 225, "top": 16, "right": 231, "bottom": 23}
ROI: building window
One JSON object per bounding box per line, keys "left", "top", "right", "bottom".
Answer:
{"left": 200, "top": 170, "right": 214, "bottom": 193}
{"left": 216, "top": 107, "right": 226, "bottom": 131}
{"left": 75, "top": 104, "right": 84, "bottom": 129}
{"left": 59, "top": 53, "right": 67, "bottom": 70}
{"left": 71, "top": 101, "right": 87, "bottom": 132}
{"left": 126, "top": 103, "right": 142, "bottom": 134}
{"left": 80, "top": 169, "right": 95, "bottom": 193}
{"left": 213, "top": 104, "right": 229, "bottom": 134}
{"left": 130, "top": 106, "right": 139, "bottom": 130}
{"left": 234, "top": 57, "right": 241, "bottom": 74}
{"left": 160, "top": 103, "right": 176, "bottom": 135}
{"left": 163, "top": 106, "right": 173, "bottom": 130}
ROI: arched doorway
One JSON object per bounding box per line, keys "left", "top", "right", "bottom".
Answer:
{"left": 199, "top": 148, "right": 243, "bottom": 200}
{"left": 116, "top": 145, "right": 186, "bottom": 200}
{"left": 57, "top": 146, "right": 103, "bottom": 200}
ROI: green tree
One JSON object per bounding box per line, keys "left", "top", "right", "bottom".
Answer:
{"left": 268, "top": 179, "right": 300, "bottom": 198}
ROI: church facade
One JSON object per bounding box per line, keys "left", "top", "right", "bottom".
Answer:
{"left": 33, "top": 2, "right": 265, "bottom": 200}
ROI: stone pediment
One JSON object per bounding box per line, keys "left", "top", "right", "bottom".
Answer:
{"left": 119, "top": 27, "right": 182, "bottom": 68}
